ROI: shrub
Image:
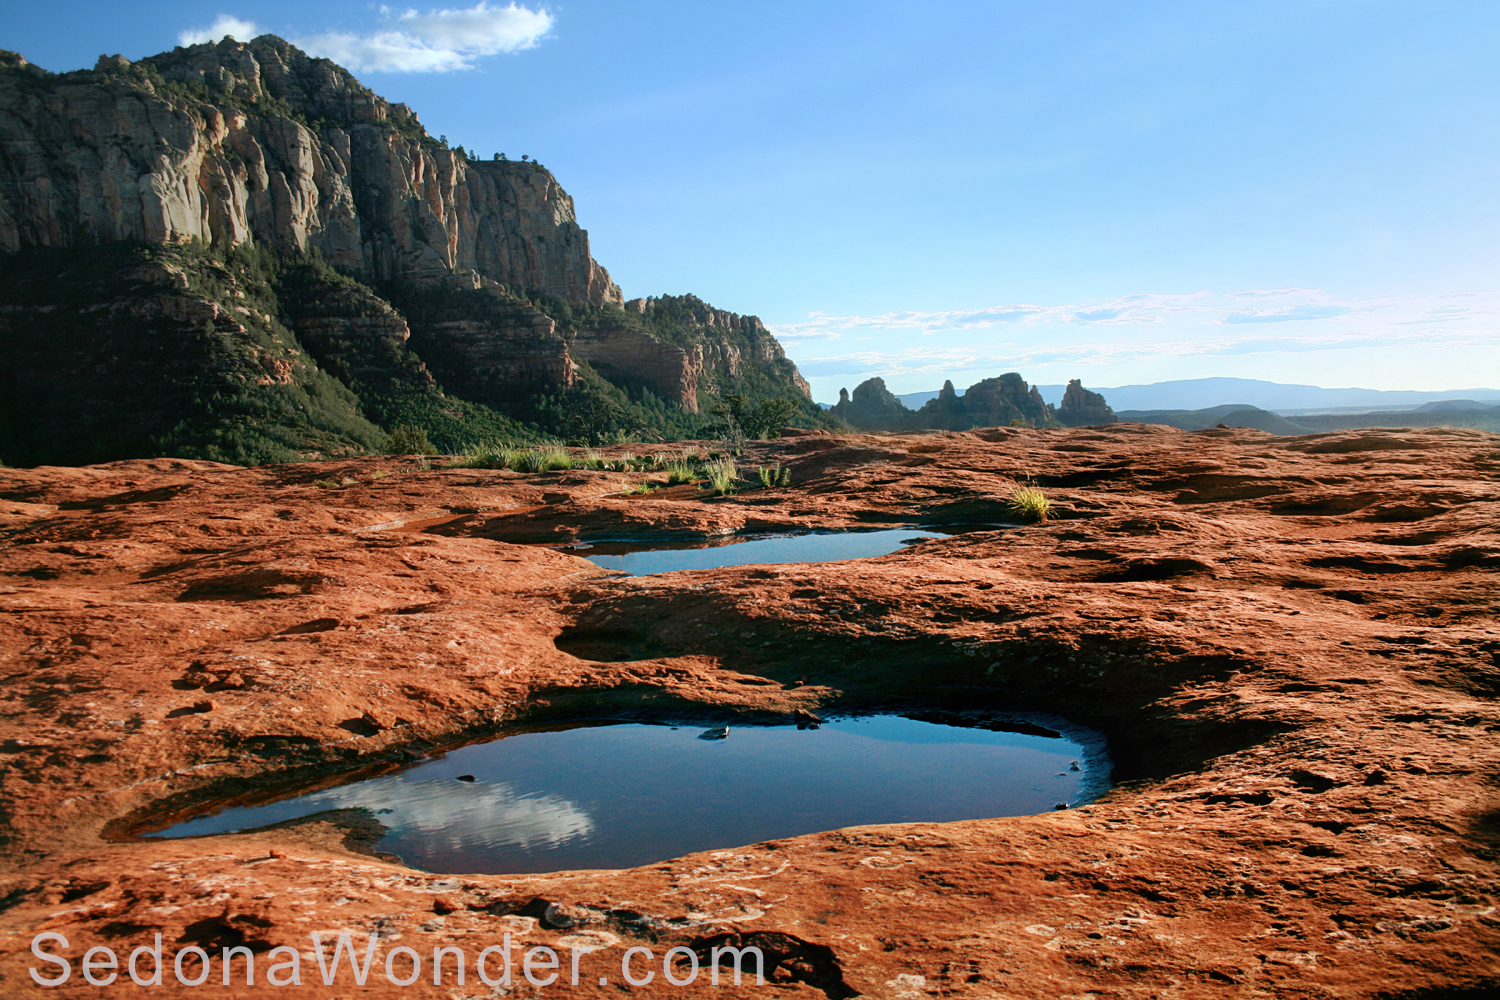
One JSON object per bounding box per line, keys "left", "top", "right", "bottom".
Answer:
{"left": 704, "top": 457, "right": 738, "bottom": 495}
{"left": 386, "top": 424, "right": 432, "bottom": 455}
{"left": 1007, "top": 484, "right": 1051, "bottom": 523}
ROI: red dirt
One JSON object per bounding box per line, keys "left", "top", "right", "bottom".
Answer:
{"left": 1, "top": 424, "right": 1497, "bottom": 997}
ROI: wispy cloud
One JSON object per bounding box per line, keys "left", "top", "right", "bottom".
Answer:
{"left": 1224, "top": 304, "right": 1352, "bottom": 324}
{"left": 293, "top": 3, "right": 553, "bottom": 73}
{"left": 178, "top": 15, "right": 259, "bottom": 46}
{"left": 776, "top": 287, "right": 1500, "bottom": 391}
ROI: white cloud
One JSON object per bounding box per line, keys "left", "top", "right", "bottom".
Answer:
{"left": 777, "top": 287, "right": 1500, "bottom": 396}
{"left": 294, "top": 3, "right": 553, "bottom": 73}
{"left": 396, "top": 2, "right": 553, "bottom": 54}
{"left": 178, "top": 15, "right": 259, "bottom": 46}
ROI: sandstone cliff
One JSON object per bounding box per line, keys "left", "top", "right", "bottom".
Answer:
{"left": 0, "top": 38, "right": 620, "bottom": 305}
{"left": 0, "top": 38, "right": 823, "bottom": 463}
{"left": 565, "top": 295, "right": 810, "bottom": 413}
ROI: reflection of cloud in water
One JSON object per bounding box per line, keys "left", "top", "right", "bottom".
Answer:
{"left": 305, "top": 776, "right": 595, "bottom": 852}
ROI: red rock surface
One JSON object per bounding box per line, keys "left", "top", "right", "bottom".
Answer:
{"left": 0, "top": 424, "right": 1497, "bottom": 997}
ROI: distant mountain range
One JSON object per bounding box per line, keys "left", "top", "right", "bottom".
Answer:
{"left": 885, "top": 377, "right": 1500, "bottom": 415}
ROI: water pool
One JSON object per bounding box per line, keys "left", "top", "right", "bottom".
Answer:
{"left": 150, "top": 714, "right": 1108, "bottom": 874}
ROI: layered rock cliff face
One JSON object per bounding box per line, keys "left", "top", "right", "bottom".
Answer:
{"left": 0, "top": 39, "right": 621, "bottom": 305}
{"left": 566, "top": 295, "right": 811, "bottom": 413}
{"left": 0, "top": 38, "right": 820, "bottom": 463}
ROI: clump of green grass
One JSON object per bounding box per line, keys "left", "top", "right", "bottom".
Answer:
{"left": 575, "top": 447, "right": 605, "bottom": 470}
{"left": 1007, "top": 483, "right": 1051, "bottom": 523}
{"left": 665, "top": 460, "right": 694, "bottom": 485}
{"left": 539, "top": 446, "right": 573, "bottom": 471}
{"left": 757, "top": 465, "right": 791, "bottom": 488}
{"left": 451, "top": 447, "right": 501, "bottom": 469}
{"left": 510, "top": 446, "right": 570, "bottom": 473}
{"left": 627, "top": 478, "right": 657, "bottom": 495}
{"left": 369, "top": 469, "right": 390, "bottom": 481}
{"left": 704, "top": 457, "right": 738, "bottom": 495}
{"left": 311, "top": 477, "right": 339, "bottom": 489}
{"left": 682, "top": 446, "right": 702, "bottom": 462}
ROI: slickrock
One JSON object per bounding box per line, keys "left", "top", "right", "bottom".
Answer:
{"left": 0, "top": 424, "right": 1497, "bottom": 997}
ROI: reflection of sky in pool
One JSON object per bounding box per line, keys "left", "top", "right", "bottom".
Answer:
{"left": 151, "top": 716, "right": 1109, "bottom": 874}
{"left": 578, "top": 527, "right": 949, "bottom": 576}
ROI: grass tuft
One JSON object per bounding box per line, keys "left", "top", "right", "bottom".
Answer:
{"left": 1007, "top": 484, "right": 1051, "bottom": 523}
{"left": 704, "top": 457, "right": 738, "bottom": 495}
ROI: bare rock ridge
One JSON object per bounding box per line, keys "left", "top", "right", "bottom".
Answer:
{"left": 0, "top": 38, "right": 620, "bottom": 305}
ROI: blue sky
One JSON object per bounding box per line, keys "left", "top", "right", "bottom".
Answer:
{"left": 5, "top": 1, "right": 1498, "bottom": 398}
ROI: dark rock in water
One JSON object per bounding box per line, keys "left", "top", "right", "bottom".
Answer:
{"left": 794, "top": 709, "right": 824, "bottom": 725}
{"left": 1057, "top": 379, "right": 1118, "bottom": 427}
{"left": 456, "top": 774, "right": 476, "bottom": 782}
{"left": 1054, "top": 802, "right": 1069, "bottom": 810}
{"left": 698, "top": 726, "right": 730, "bottom": 741}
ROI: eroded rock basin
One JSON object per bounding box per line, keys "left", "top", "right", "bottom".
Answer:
{"left": 147, "top": 714, "right": 1109, "bottom": 874}
{"left": 1, "top": 424, "right": 1497, "bottom": 998}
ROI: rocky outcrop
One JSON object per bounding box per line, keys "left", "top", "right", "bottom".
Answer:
{"left": 953, "top": 372, "right": 1054, "bottom": 427}
{"left": 829, "top": 376, "right": 912, "bottom": 430}
{"left": 830, "top": 373, "right": 1058, "bottom": 431}
{"left": 411, "top": 312, "right": 575, "bottom": 405}
{"left": 568, "top": 325, "right": 698, "bottom": 410}
{"left": 1056, "top": 378, "right": 1117, "bottom": 426}
{"left": 0, "top": 38, "right": 621, "bottom": 305}
{"left": 609, "top": 295, "right": 813, "bottom": 409}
